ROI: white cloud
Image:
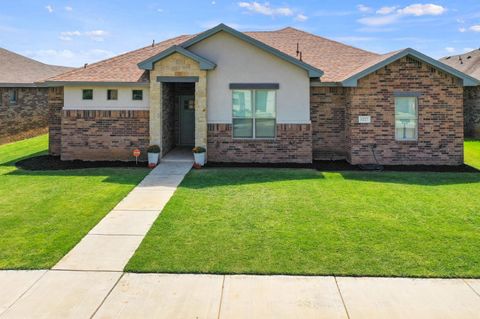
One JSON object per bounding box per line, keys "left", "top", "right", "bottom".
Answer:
{"left": 295, "top": 14, "right": 308, "bottom": 22}
{"left": 445, "top": 47, "right": 456, "bottom": 53}
{"left": 26, "top": 48, "right": 115, "bottom": 67}
{"left": 459, "top": 27, "right": 466, "bottom": 33}
{"left": 357, "top": 4, "right": 372, "bottom": 13}
{"left": 469, "top": 25, "right": 480, "bottom": 32}
{"left": 65, "top": 6, "right": 73, "bottom": 12}
{"left": 58, "top": 30, "right": 109, "bottom": 42}
{"left": 358, "top": 15, "right": 400, "bottom": 26}
{"left": 85, "top": 30, "right": 109, "bottom": 41}
{"left": 376, "top": 6, "right": 397, "bottom": 15}
{"left": 238, "top": 2, "right": 294, "bottom": 17}
{"left": 45, "top": 5, "right": 53, "bottom": 13}
{"left": 157, "top": 8, "right": 163, "bottom": 12}
{"left": 211, "top": 1, "right": 216, "bottom": 4}
{"left": 464, "top": 48, "right": 475, "bottom": 53}
{"left": 397, "top": 4, "right": 446, "bottom": 16}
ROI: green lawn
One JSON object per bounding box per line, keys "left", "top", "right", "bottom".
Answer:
{"left": 0, "top": 135, "right": 149, "bottom": 269}
{"left": 465, "top": 139, "right": 480, "bottom": 169}
{"left": 127, "top": 143, "right": 480, "bottom": 278}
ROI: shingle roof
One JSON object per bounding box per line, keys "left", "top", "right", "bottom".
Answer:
{"left": 49, "top": 27, "right": 379, "bottom": 84}
{"left": 440, "top": 49, "right": 480, "bottom": 81}
{"left": 0, "top": 48, "right": 73, "bottom": 85}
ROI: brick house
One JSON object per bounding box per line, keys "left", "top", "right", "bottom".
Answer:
{"left": 46, "top": 24, "right": 478, "bottom": 165}
{"left": 440, "top": 49, "right": 480, "bottom": 138}
{"left": 0, "top": 48, "right": 72, "bottom": 144}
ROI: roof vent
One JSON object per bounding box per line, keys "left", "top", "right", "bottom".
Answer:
{"left": 467, "top": 56, "right": 472, "bottom": 59}
{"left": 83, "top": 63, "right": 88, "bottom": 69}
{"left": 152, "top": 40, "right": 155, "bottom": 47}
{"left": 446, "top": 56, "right": 451, "bottom": 60}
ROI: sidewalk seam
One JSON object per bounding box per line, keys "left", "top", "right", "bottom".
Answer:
{"left": 217, "top": 275, "right": 226, "bottom": 319}
{"left": 463, "top": 279, "right": 480, "bottom": 299}
{"left": 89, "top": 272, "right": 124, "bottom": 319}
{"left": 334, "top": 276, "right": 352, "bottom": 319}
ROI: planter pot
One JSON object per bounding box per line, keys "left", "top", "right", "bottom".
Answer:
{"left": 148, "top": 152, "right": 159, "bottom": 168}
{"left": 193, "top": 152, "right": 205, "bottom": 166}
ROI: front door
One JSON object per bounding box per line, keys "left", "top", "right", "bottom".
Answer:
{"left": 179, "top": 95, "right": 195, "bottom": 145}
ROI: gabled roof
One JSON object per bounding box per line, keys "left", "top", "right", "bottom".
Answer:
{"left": 178, "top": 23, "right": 323, "bottom": 78}
{"left": 0, "top": 48, "right": 73, "bottom": 87}
{"left": 341, "top": 48, "right": 480, "bottom": 87}
{"left": 138, "top": 45, "right": 216, "bottom": 70}
{"left": 440, "top": 49, "right": 480, "bottom": 81}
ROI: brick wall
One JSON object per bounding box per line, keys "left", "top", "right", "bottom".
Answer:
{"left": 207, "top": 123, "right": 312, "bottom": 163}
{"left": 310, "top": 86, "right": 347, "bottom": 160}
{"left": 48, "top": 87, "right": 64, "bottom": 155}
{"left": 0, "top": 87, "right": 49, "bottom": 144}
{"left": 61, "top": 110, "right": 149, "bottom": 161}
{"left": 464, "top": 86, "right": 480, "bottom": 138}
{"left": 346, "top": 56, "right": 464, "bottom": 165}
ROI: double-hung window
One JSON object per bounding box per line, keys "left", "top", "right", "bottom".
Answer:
{"left": 395, "top": 96, "right": 418, "bottom": 141}
{"left": 9, "top": 89, "right": 17, "bottom": 105}
{"left": 232, "top": 89, "right": 276, "bottom": 138}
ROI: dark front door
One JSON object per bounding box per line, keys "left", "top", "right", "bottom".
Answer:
{"left": 179, "top": 95, "right": 195, "bottom": 145}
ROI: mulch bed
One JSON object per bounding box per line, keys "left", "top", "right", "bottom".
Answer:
{"left": 16, "top": 155, "right": 148, "bottom": 171}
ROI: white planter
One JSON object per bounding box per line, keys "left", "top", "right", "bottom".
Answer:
{"left": 148, "top": 152, "right": 159, "bottom": 168}
{"left": 194, "top": 152, "right": 205, "bottom": 166}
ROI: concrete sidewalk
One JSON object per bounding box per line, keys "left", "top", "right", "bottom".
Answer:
{"left": 1, "top": 271, "right": 479, "bottom": 318}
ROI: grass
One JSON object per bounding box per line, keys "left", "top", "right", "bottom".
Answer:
{"left": 127, "top": 143, "right": 480, "bottom": 278}
{"left": 0, "top": 135, "right": 149, "bottom": 269}
{"left": 465, "top": 139, "right": 480, "bottom": 169}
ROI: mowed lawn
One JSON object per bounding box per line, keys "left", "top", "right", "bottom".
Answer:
{"left": 127, "top": 141, "right": 480, "bottom": 278}
{"left": 465, "top": 139, "right": 480, "bottom": 169}
{"left": 0, "top": 135, "right": 149, "bottom": 269}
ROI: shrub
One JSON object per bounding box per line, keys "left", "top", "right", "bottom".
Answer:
{"left": 147, "top": 145, "right": 160, "bottom": 153}
{"left": 192, "top": 146, "right": 206, "bottom": 153}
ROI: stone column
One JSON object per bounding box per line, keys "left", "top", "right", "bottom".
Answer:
{"left": 195, "top": 71, "right": 208, "bottom": 150}
{"left": 149, "top": 80, "right": 162, "bottom": 148}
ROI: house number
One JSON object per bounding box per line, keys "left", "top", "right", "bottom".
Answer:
{"left": 358, "top": 116, "right": 371, "bottom": 124}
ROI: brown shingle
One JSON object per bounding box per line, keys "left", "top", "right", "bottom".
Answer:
{"left": 0, "top": 48, "right": 73, "bottom": 85}
{"left": 440, "top": 49, "right": 480, "bottom": 81}
{"left": 49, "top": 27, "right": 380, "bottom": 83}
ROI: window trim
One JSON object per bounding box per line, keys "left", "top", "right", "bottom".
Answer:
{"left": 132, "top": 89, "right": 143, "bottom": 101}
{"left": 82, "top": 89, "right": 93, "bottom": 100}
{"left": 232, "top": 89, "right": 277, "bottom": 139}
{"left": 107, "top": 89, "right": 118, "bottom": 101}
{"left": 394, "top": 95, "right": 418, "bottom": 142}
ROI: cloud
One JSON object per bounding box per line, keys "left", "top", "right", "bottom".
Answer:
{"left": 58, "top": 30, "right": 109, "bottom": 42}
{"left": 211, "top": 1, "right": 216, "bottom": 4}
{"left": 157, "top": 8, "right": 163, "bottom": 13}
{"left": 65, "top": 6, "right": 73, "bottom": 12}
{"left": 238, "top": 2, "right": 294, "bottom": 16}
{"left": 459, "top": 27, "right": 466, "bottom": 32}
{"left": 445, "top": 47, "right": 456, "bottom": 53}
{"left": 470, "top": 25, "right": 480, "bottom": 32}
{"left": 376, "top": 6, "right": 397, "bottom": 15}
{"left": 25, "top": 48, "right": 115, "bottom": 67}
{"left": 45, "top": 5, "right": 53, "bottom": 13}
{"left": 464, "top": 48, "right": 475, "bottom": 53}
{"left": 397, "top": 4, "right": 446, "bottom": 16}
{"left": 295, "top": 14, "right": 308, "bottom": 22}
{"left": 335, "top": 36, "right": 376, "bottom": 42}
{"left": 357, "top": 4, "right": 372, "bottom": 13}
{"left": 358, "top": 3, "right": 447, "bottom": 26}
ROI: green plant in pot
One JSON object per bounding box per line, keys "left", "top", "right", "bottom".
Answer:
{"left": 147, "top": 145, "right": 160, "bottom": 168}
{"left": 192, "top": 146, "right": 206, "bottom": 166}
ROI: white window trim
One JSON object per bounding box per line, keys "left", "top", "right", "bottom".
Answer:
{"left": 395, "top": 96, "right": 418, "bottom": 142}
{"left": 232, "top": 89, "right": 277, "bottom": 139}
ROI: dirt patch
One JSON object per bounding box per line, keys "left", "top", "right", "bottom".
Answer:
{"left": 16, "top": 155, "right": 148, "bottom": 171}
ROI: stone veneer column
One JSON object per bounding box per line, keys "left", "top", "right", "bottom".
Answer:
{"left": 148, "top": 53, "right": 207, "bottom": 155}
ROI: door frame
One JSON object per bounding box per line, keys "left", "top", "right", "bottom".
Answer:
{"left": 178, "top": 95, "right": 195, "bottom": 146}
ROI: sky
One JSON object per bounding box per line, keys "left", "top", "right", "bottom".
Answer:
{"left": 0, "top": 0, "right": 479, "bottom": 67}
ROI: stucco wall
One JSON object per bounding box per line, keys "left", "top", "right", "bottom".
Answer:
{"left": 189, "top": 31, "right": 310, "bottom": 124}
{"left": 64, "top": 86, "right": 149, "bottom": 110}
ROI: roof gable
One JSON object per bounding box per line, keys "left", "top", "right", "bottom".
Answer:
{"left": 342, "top": 48, "right": 479, "bottom": 87}
{"left": 138, "top": 45, "right": 216, "bottom": 71}
{"left": 179, "top": 24, "right": 323, "bottom": 78}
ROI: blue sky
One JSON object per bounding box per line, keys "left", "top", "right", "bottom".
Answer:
{"left": 0, "top": 0, "right": 479, "bottom": 67}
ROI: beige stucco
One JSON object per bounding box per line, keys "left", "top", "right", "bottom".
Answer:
{"left": 64, "top": 87, "right": 149, "bottom": 110}
{"left": 189, "top": 31, "right": 311, "bottom": 124}
{"left": 149, "top": 53, "right": 207, "bottom": 154}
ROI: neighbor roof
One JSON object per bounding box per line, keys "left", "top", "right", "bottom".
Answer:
{"left": 0, "top": 48, "right": 73, "bottom": 86}
{"left": 440, "top": 49, "right": 480, "bottom": 81}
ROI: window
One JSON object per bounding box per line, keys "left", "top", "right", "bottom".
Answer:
{"left": 132, "top": 90, "right": 143, "bottom": 100}
{"left": 232, "top": 89, "right": 276, "bottom": 138}
{"left": 395, "top": 96, "right": 418, "bottom": 141}
{"left": 82, "top": 89, "right": 93, "bottom": 100}
{"left": 9, "top": 89, "right": 17, "bottom": 105}
{"left": 107, "top": 89, "right": 118, "bottom": 100}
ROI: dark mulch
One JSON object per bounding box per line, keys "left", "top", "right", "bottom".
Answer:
{"left": 16, "top": 155, "right": 148, "bottom": 171}
{"left": 207, "top": 160, "right": 479, "bottom": 173}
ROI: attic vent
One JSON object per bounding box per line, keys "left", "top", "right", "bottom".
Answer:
{"left": 406, "top": 56, "right": 421, "bottom": 67}
{"left": 467, "top": 56, "right": 472, "bottom": 59}
{"left": 446, "top": 56, "right": 451, "bottom": 60}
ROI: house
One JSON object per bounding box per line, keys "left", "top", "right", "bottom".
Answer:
{"left": 45, "top": 24, "right": 478, "bottom": 165}
{"left": 440, "top": 49, "right": 480, "bottom": 138}
{"left": 0, "top": 48, "right": 72, "bottom": 144}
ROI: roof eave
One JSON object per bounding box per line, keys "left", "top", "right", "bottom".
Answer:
{"left": 137, "top": 45, "right": 216, "bottom": 71}
{"left": 42, "top": 81, "right": 150, "bottom": 87}
{"left": 179, "top": 23, "right": 324, "bottom": 79}
{"left": 341, "top": 48, "right": 480, "bottom": 87}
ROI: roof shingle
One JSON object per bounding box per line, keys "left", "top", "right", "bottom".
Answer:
{"left": 440, "top": 49, "right": 480, "bottom": 81}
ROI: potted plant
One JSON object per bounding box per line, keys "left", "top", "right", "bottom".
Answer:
{"left": 192, "top": 146, "right": 206, "bottom": 166}
{"left": 147, "top": 145, "right": 160, "bottom": 168}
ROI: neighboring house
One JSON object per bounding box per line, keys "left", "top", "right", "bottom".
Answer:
{"left": 46, "top": 24, "right": 478, "bottom": 165}
{"left": 440, "top": 49, "right": 480, "bottom": 138}
{"left": 0, "top": 48, "right": 72, "bottom": 144}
